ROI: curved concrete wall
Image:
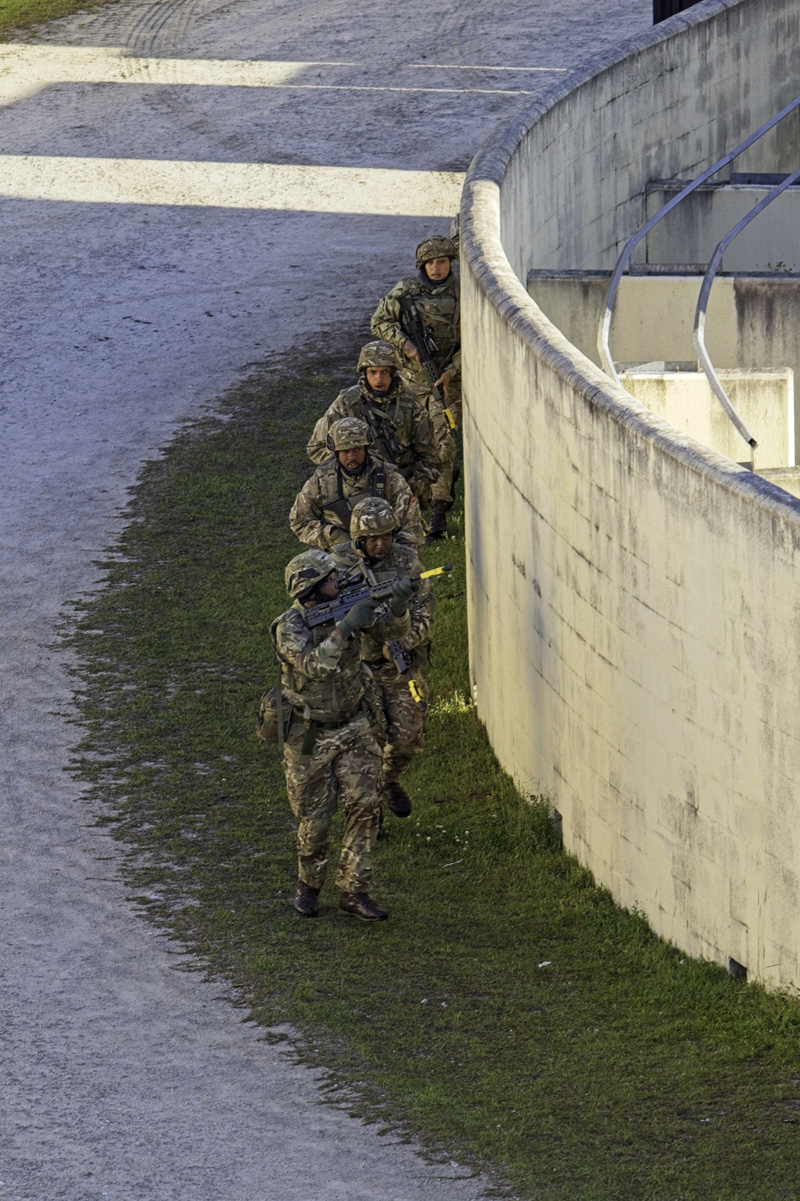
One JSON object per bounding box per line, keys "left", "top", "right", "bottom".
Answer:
{"left": 461, "top": 0, "right": 800, "bottom": 993}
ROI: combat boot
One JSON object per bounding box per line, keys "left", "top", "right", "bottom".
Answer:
{"left": 293, "top": 880, "right": 320, "bottom": 917}
{"left": 426, "top": 501, "right": 448, "bottom": 539}
{"left": 339, "top": 892, "right": 389, "bottom": 921}
{"left": 383, "top": 781, "right": 411, "bottom": 817}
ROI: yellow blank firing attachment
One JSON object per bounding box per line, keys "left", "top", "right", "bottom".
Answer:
{"left": 443, "top": 408, "right": 456, "bottom": 430}
{"left": 419, "top": 564, "right": 453, "bottom": 580}
{"left": 409, "top": 680, "right": 424, "bottom": 704}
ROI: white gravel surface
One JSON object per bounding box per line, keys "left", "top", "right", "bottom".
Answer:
{"left": 0, "top": 1, "right": 647, "bottom": 1197}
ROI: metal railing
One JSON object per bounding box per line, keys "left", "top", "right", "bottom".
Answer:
{"left": 597, "top": 97, "right": 800, "bottom": 444}
{"left": 693, "top": 165, "right": 800, "bottom": 452}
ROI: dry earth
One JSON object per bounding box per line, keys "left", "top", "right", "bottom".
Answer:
{"left": 0, "top": 1, "right": 647, "bottom": 1197}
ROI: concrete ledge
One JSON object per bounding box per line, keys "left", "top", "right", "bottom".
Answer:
{"left": 461, "top": 0, "right": 800, "bottom": 992}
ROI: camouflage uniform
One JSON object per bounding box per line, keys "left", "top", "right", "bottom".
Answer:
{"left": 371, "top": 237, "right": 461, "bottom": 506}
{"left": 289, "top": 453, "right": 424, "bottom": 550}
{"left": 332, "top": 540, "right": 434, "bottom": 787}
{"left": 272, "top": 600, "right": 381, "bottom": 893}
{"left": 306, "top": 375, "right": 440, "bottom": 501}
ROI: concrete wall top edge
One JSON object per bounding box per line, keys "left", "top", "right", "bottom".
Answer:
{"left": 460, "top": 0, "right": 800, "bottom": 529}
{"left": 461, "top": 176, "right": 800, "bottom": 525}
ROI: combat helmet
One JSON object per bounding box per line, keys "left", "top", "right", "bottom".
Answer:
{"left": 285, "top": 548, "right": 336, "bottom": 599}
{"left": 350, "top": 496, "right": 398, "bottom": 540}
{"left": 416, "top": 235, "right": 457, "bottom": 269}
{"left": 357, "top": 340, "right": 401, "bottom": 372}
{"left": 327, "top": 416, "right": 372, "bottom": 452}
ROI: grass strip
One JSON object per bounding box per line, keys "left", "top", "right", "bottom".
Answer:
{"left": 0, "top": 0, "right": 117, "bottom": 37}
{"left": 68, "top": 340, "right": 800, "bottom": 1201}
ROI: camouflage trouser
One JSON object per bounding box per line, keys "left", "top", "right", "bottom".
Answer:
{"left": 283, "top": 712, "right": 382, "bottom": 892}
{"left": 428, "top": 385, "right": 461, "bottom": 505}
{"left": 373, "top": 672, "right": 429, "bottom": 783}
{"left": 401, "top": 368, "right": 462, "bottom": 507}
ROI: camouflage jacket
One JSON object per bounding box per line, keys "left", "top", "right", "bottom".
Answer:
{"left": 289, "top": 454, "right": 424, "bottom": 551}
{"left": 271, "top": 601, "right": 365, "bottom": 723}
{"left": 371, "top": 269, "right": 461, "bottom": 380}
{"left": 306, "top": 377, "right": 440, "bottom": 492}
{"left": 331, "top": 540, "right": 435, "bottom": 675}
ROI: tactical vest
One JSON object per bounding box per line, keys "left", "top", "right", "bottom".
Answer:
{"left": 321, "top": 463, "right": 387, "bottom": 535}
{"left": 404, "top": 274, "right": 460, "bottom": 371}
{"left": 348, "top": 384, "right": 412, "bottom": 472}
{"left": 271, "top": 607, "right": 366, "bottom": 725}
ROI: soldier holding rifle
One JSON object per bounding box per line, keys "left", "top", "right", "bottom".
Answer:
{"left": 306, "top": 340, "right": 440, "bottom": 504}
{"left": 289, "top": 416, "right": 424, "bottom": 550}
{"left": 371, "top": 235, "right": 461, "bottom": 539}
{"left": 269, "top": 548, "right": 413, "bottom": 921}
{"left": 332, "top": 497, "right": 437, "bottom": 820}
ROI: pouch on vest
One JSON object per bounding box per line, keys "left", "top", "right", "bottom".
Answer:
{"left": 256, "top": 686, "right": 292, "bottom": 746}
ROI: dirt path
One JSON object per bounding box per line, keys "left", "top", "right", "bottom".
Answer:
{"left": 0, "top": 2, "right": 647, "bottom": 1196}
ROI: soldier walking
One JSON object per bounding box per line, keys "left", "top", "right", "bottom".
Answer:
{"left": 271, "top": 549, "right": 410, "bottom": 921}
{"left": 306, "top": 340, "right": 440, "bottom": 504}
{"left": 332, "top": 498, "right": 433, "bottom": 819}
{"left": 289, "top": 416, "right": 424, "bottom": 550}
{"left": 371, "top": 235, "right": 461, "bottom": 539}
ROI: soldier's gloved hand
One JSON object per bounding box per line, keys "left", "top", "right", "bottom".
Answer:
{"left": 388, "top": 578, "right": 416, "bottom": 617}
{"left": 337, "top": 596, "right": 382, "bottom": 636}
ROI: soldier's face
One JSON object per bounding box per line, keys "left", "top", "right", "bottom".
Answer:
{"left": 315, "top": 572, "right": 339, "bottom": 601}
{"left": 365, "top": 367, "right": 393, "bottom": 393}
{"left": 424, "top": 256, "right": 451, "bottom": 281}
{"left": 337, "top": 446, "right": 367, "bottom": 474}
{"left": 364, "top": 533, "right": 393, "bottom": 560}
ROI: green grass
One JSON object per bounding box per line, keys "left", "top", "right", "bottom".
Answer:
{"left": 0, "top": 0, "right": 117, "bottom": 37}
{"left": 67, "top": 340, "right": 800, "bottom": 1201}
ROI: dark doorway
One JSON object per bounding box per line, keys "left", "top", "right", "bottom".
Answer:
{"left": 653, "top": 0, "right": 704, "bottom": 22}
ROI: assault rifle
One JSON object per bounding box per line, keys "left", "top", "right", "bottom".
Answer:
{"left": 368, "top": 408, "right": 405, "bottom": 466}
{"left": 305, "top": 564, "right": 452, "bottom": 631}
{"left": 397, "top": 296, "right": 456, "bottom": 430}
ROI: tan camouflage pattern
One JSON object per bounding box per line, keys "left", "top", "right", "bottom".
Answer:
{"left": 306, "top": 377, "right": 440, "bottom": 497}
{"left": 283, "top": 713, "right": 381, "bottom": 892}
{"left": 371, "top": 270, "right": 461, "bottom": 380}
{"left": 426, "top": 391, "right": 461, "bottom": 503}
{"left": 371, "top": 270, "right": 461, "bottom": 504}
{"left": 349, "top": 496, "right": 398, "bottom": 538}
{"left": 415, "top": 235, "right": 457, "bottom": 268}
{"left": 331, "top": 540, "right": 435, "bottom": 782}
{"left": 379, "top": 673, "right": 429, "bottom": 783}
{"left": 274, "top": 596, "right": 382, "bottom": 891}
{"left": 272, "top": 600, "right": 366, "bottom": 721}
{"left": 284, "top": 547, "right": 337, "bottom": 598}
{"left": 327, "top": 416, "right": 371, "bottom": 451}
{"left": 289, "top": 454, "right": 424, "bottom": 550}
{"left": 357, "top": 339, "right": 401, "bottom": 370}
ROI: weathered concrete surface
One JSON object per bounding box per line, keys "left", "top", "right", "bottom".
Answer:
{"left": 0, "top": 0, "right": 647, "bottom": 1197}
{"left": 462, "top": 0, "right": 800, "bottom": 996}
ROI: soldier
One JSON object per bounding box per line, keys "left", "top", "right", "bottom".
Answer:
{"left": 371, "top": 235, "right": 461, "bottom": 539}
{"left": 271, "top": 548, "right": 411, "bottom": 921}
{"left": 289, "top": 416, "right": 424, "bottom": 550}
{"left": 332, "top": 497, "right": 434, "bottom": 819}
{"left": 306, "top": 340, "right": 440, "bottom": 504}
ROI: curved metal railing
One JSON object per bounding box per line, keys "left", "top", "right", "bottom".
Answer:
{"left": 693, "top": 166, "right": 800, "bottom": 452}
{"left": 597, "top": 94, "right": 800, "bottom": 393}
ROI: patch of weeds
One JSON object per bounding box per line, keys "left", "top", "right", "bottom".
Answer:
{"left": 67, "top": 337, "right": 800, "bottom": 1201}
{"left": 0, "top": 0, "right": 118, "bottom": 37}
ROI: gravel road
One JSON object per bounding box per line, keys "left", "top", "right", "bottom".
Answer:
{"left": 0, "top": 1, "right": 647, "bottom": 1197}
